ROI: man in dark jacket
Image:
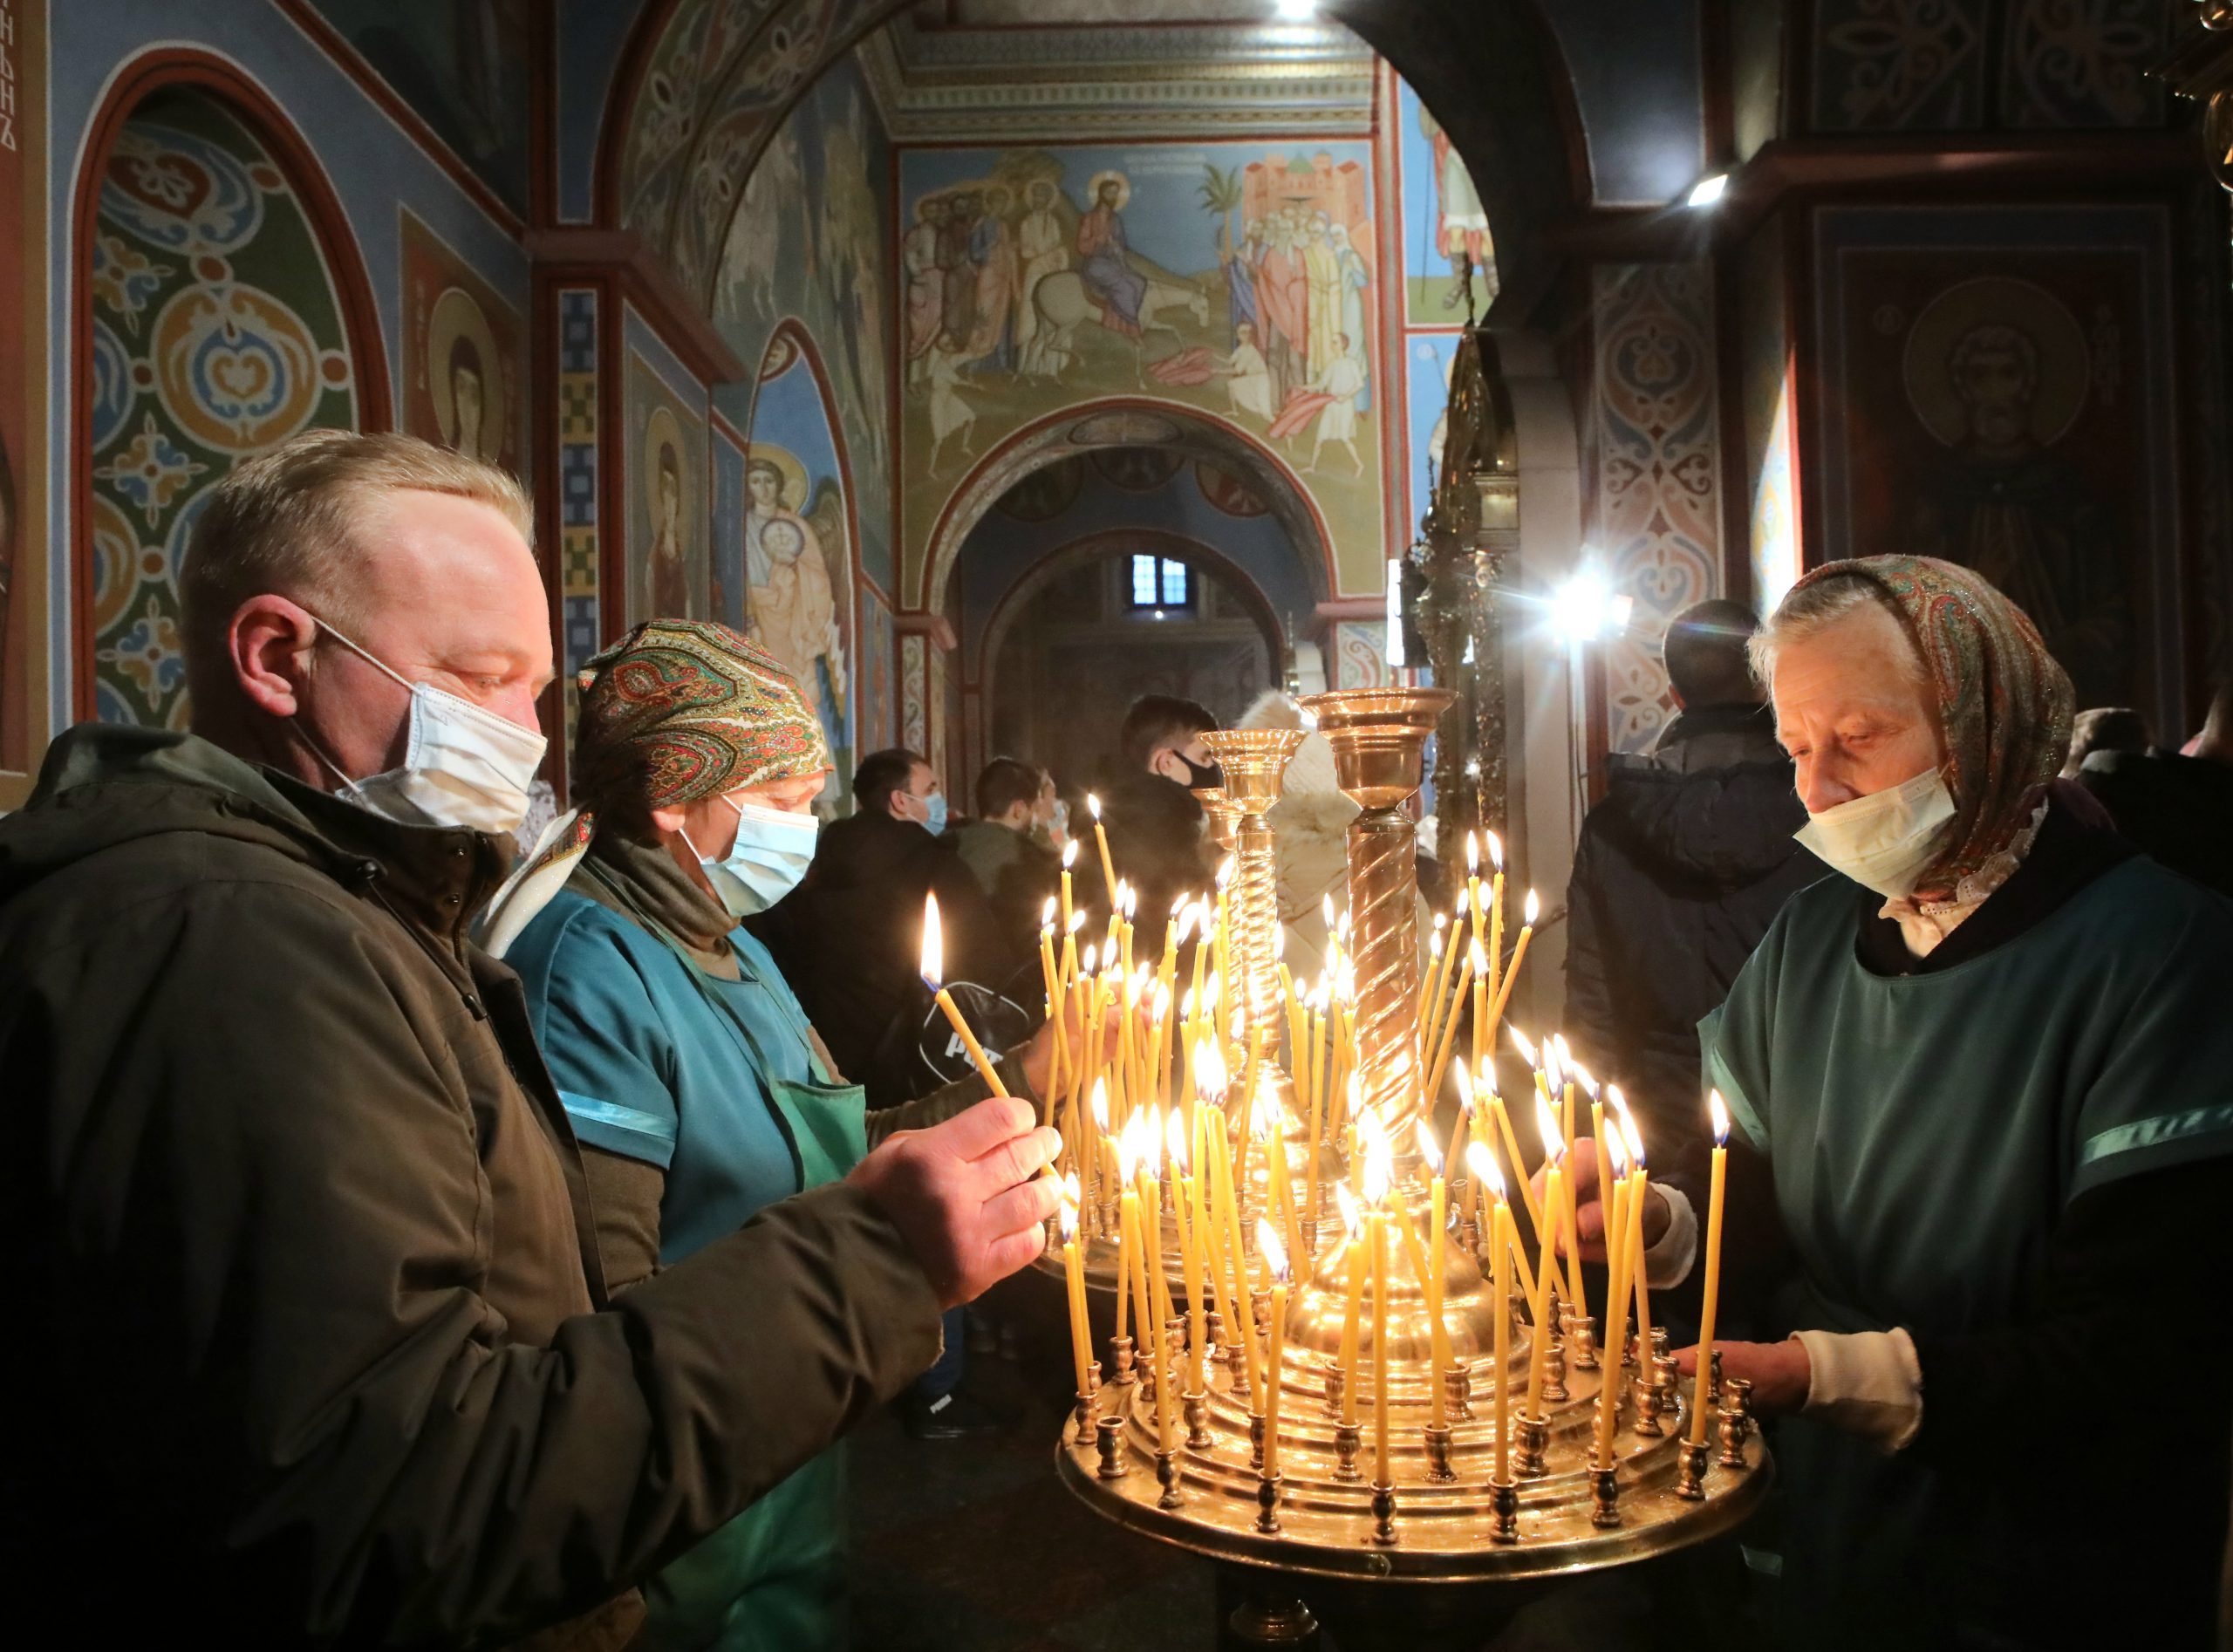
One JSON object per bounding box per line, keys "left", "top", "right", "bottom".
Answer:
{"left": 1563, "top": 599, "right": 1823, "bottom": 1178}
{"left": 749, "top": 746, "right": 1012, "bottom": 1112}
{"left": 1096, "top": 694, "right": 1221, "bottom": 950}
{"left": 0, "top": 432, "right": 1059, "bottom": 1649}
{"left": 948, "top": 756, "right": 1062, "bottom": 963}
{"left": 2076, "top": 678, "right": 2233, "bottom": 898}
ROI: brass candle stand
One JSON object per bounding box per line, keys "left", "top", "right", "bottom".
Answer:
{"left": 1056, "top": 686, "right": 1768, "bottom": 1595}
{"left": 1196, "top": 727, "right": 1305, "bottom": 1109}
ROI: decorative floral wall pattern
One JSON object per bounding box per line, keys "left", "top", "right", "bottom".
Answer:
{"left": 1586, "top": 263, "right": 1723, "bottom": 754}
{"left": 88, "top": 89, "right": 359, "bottom": 729}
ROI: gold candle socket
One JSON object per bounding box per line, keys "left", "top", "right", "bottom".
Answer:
{"left": 1490, "top": 1478, "right": 1519, "bottom": 1544}
{"left": 1110, "top": 1333, "right": 1137, "bottom": 1385}
{"left": 1156, "top": 1448, "right": 1182, "bottom": 1510}
{"left": 1256, "top": 1469, "right": 1284, "bottom": 1534}
{"left": 1184, "top": 1389, "right": 1212, "bottom": 1450}
{"left": 1321, "top": 1363, "right": 1346, "bottom": 1418}
{"left": 1371, "top": 1478, "right": 1399, "bottom": 1546}
{"left": 1423, "top": 1423, "right": 1455, "bottom": 1483}
{"left": 1717, "top": 1377, "right": 1755, "bottom": 1470}
{"left": 1444, "top": 1362, "right": 1474, "bottom": 1423}
{"left": 1333, "top": 1420, "right": 1362, "bottom": 1481}
{"left": 1591, "top": 1466, "right": 1622, "bottom": 1529}
{"left": 1096, "top": 1413, "right": 1125, "bottom": 1479}
{"left": 1515, "top": 1412, "right": 1550, "bottom": 1480}
{"left": 1191, "top": 786, "right": 1242, "bottom": 857}
{"left": 1674, "top": 1440, "right": 1711, "bottom": 1501}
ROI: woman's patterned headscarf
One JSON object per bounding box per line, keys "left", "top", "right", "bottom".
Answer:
{"left": 1787, "top": 554, "right": 2073, "bottom": 894}
{"left": 572, "top": 619, "right": 830, "bottom": 811}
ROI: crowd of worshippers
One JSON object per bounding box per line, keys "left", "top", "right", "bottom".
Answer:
{"left": 2, "top": 427, "right": 2230, "bottom": 1651}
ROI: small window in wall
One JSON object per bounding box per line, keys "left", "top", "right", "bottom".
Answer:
{"left": 1129, "top": 554, "right": 1192, "bottom": 612}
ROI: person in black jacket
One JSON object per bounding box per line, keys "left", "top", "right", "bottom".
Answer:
{"left": 1562, "top": 599, "right": 1822, "bottom": 1179}
{"left": 2075, "top": 677, "right": 2233, "bottom": 898}
{"left": 1096, "top": 694, "right": 1222, "bottom": 950}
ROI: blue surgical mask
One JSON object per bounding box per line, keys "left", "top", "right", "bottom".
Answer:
{"left": 919, "top": 790, "right": 949, "bottom": 836}
{"left": 686, "top": 795, "right": 821, "bottom": 918}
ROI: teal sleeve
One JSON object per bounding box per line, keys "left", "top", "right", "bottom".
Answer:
{"left": 524, "top": 909, "right": 683, "bottom": 1171}
{"left": 2069, "top": 898, "right": 2233, "bottom": 1199}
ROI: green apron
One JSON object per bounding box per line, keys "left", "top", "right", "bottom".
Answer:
{"left": 631, "top": 908, "right": 869, "bottom": 1652}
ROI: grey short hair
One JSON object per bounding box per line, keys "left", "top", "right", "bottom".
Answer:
{"left": 1747, "top": 570, "right": 1910, "bottom": 688}
{"left": 180, "top": 428, "right": 533, "bottom": 703}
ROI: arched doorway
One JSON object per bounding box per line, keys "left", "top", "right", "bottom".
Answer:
{"left": 72, "top": 51, "right": 387, "bottom": 727}
{"left": 977, "top": 527, "right": 1283, "bottom": 787}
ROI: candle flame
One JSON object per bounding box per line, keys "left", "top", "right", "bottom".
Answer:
{"left": 1257, "top": 1219, "right": 1291, "bottom": 1285}
{"left": 1488, "top": 829, "right": 1504, "bottom": 871}
{"left": 1453, "top": 1059, "right": 1474, "bottom": 1113}
{"left": 1087, "top": 792, "right": 1103, "bottom": 822}
{"left": 1060, "top": 1192, "right": 1078, "bottom": 1240}
{"left": 1621, "top": 1112, "right": 1646, "bottom": 1169}
{"left": 1605, "top": 1126, "right": 1629, "bottom": 1176}
{"left": 1433, "top": 911, "right": 1447, "bottom": 933}
{"left": 1508, "top": 1024, "right": 1538, "bottom": 1066}
{"left": 1429, "top": 928, "right": 1444, "bottom": 961}
{"left": 1251, "top": 1075, "right": 1280, "bottom": 1142}
{"left": 1174, "top": 903, "right": 1198, "bottom": 946}
{"left": 1166, "top": 1108, "right": 1188, "bottom": 1171}
{"left": 1414, "top": 1118, "right": 1444, "bottom": 1174}
{"left": 1181, "top": 985, "right": 1197, "bottom": 1021}
{"left": 1541, "top": 1040, "right": 1564, "bottom": 1090}
{"left": 1272, "top": 922, "right": 1287, "bottom": 960}
{"left": 1337, "top": 907, "right": 1352, "bottom": 943}
{"left": 1151, "top": 978, "right": 1171, "bottom": 1021}
{"left": 1192, "top": 1037, "right": 1228, "bottom": 1101}
{"left": 1171, "top": 891, "right": 1191, "bottom": 918}
{"left": 1091, "top": 1077, "right": 1110, "bottom": 1133}
{"left": 1534, "top": 1093, "right": 1563, "bottom": 1161}
{"left": 1524, "top": 887, "right": 1540, "bottom": 925}
{"left": 1467, "top": 1140, "right": 1505, "bottom": 1202}
{"left": 1144, "top": 1108, "right": 1164, "bottom": 1175}
{"left": 1216, "top": 855, "right": 1237, "bottom": 888}
{"left": 1466, "top": 829, "right": 1479, "bottom": 874}
{"left": 1710, "top": 1089, "right": 1730, "bottom": 1146}
{"left": 1067, "top": 907, "right": 1087, "bottom": 934}
{"left": 1062, "top": 837, "right": 1080, "bottom": 869}
{"left": 1335, "top": 1182, "right": 1362, "bottom": 1239}
{"left": 1321, "top": 892, "right": 1337, "bottom": 929}
{"left": 1041, "top": 895, "right": 1056, "bottom": 927}
{"left": 918, "top": 892, "right": 945, "bottom": 987}
{"left": 1551, "top": 1032, "right": 1571, "bottom": 1068}
{"left": 1117, "top": 1110, "right": 1142, "bottom": 1184}
{"left": 1571, "top": 1061, "right": 1599, "bottom": 1100}
{"left": 1362, "top": 1128, "right": 1393, "bottom": 1207}
{"left": 1469, "top": 939, "right": 1487, "bottom": 975}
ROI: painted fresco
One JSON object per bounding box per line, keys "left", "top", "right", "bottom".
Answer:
{"left": 400, "top": 207, "right": 524, "bottom": 478}
{"left": 746, "top": 338, "right": 856, "bottom": 815}
{"left": 1396, "top": 79, "right": 1495, "bottom": 324}
{"left": 1405, "top": 334, "right": 1459, "bottom": 542}
{"left": 1587, "top": 263, "right": 1723, "bottom": 754}
{"left": 0, "top": 0, "right": 47, "bottom": 804}
{"left": 1815, "top": 205, "right": 2180, "bottom": 715}
{"left": 88, "top": 88, "right": 360, "bottom": 731}
{"left": 625, "top": 348, "right": 707, "bottom": 626}
{"left": 714, "top": 52, "right": 895, "bottom": 591}
{"left": 711, "top": 420, "right": 748, "bottom": 634}
{"left": 897, "top": 140, "right": 1388, "bottom": 599}
{"left": 300, "top": 0, "right": 533, "bottom": 215}
{"left": 861, "top": 585, "right": 894, "bottom": 755}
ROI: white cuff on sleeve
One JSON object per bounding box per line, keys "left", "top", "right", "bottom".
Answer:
{"left": 1639, "top": 1184, "right": 1698, "bottom": 1290}
{"left": 1793, "top": 1327, "right": 1924, "bottom": 1454}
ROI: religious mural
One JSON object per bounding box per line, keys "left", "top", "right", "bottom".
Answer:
{"left": 897, "top": 140, "right": 1387, "bottom": 601}
{"left": 0, "top": 0, "right": 47, "bottom": 806}
{"left": 714, "top": 51, "right": 894, "bottom": 591}
{"left": 1814, "top": 204, "right": 2180, "bottom": 714}
{"left": 399, "top": 207, "right": 523, "bottom": 478}
{"left": 296, "top": 0, "right": 533, "bottom": 215}
{"left": 743, "top": 334, "right": 856, "bottom": 816}
{"left": 88, "top": 88, "right": 361, "bottom": 731}
{"left": 1405, "top": 333, "right": 1459, "bottom": 542}
{"left": 710, "top": 420, "right": 748, "bottom": 635}
{"left": 861, "top": 585, "right": 894, "bottom": 756}
{"left": 624, "top": 345, "right": 707, "bottom": 626}
{"left": 1396, "top": 79, "right": 1495, "bottom": 324}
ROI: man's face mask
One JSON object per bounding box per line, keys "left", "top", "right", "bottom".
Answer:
{"left": 1172, "top": 749, "right": 1224, "bottom": 790}
{"left": 303, "top": 617, "right": 546, "bottom": 837}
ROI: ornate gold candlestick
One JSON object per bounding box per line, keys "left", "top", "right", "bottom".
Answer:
{"left": 1192, "top": 785, "right": 1243, "bottom": 858}
{"left": 1196, "top": 729, "right": 1303, "bottom": 1091}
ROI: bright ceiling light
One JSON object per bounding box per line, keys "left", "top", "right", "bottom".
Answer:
{"left": 1274, "top": 0, "right": 1315, "bottom": 18}
{"left": 1686, "top": 173, "right": 1729, "bottom": 208}
{"left": 1550, "top": 570, "right": 1633, "bottom": 645}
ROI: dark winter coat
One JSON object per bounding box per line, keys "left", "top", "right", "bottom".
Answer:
{"left": 946, "top": 816, "right": 1062, "bottom": 966}
{"left": 747, "top": 808, "right": 1008, "bottom": 1108}
{"left": 0, "top": 727, "right": 942, "bottom": 1649}
{"left": 2076, "top": 746, "right": 2233, "bottom": 898}
{"left": 1562, "top": 703, "right": 1824, "bottom": 1173}
{"left": 1095, "top": 769, "right": 1215, "bottom": 953}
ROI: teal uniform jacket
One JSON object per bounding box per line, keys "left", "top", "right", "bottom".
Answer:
{"left": 509, "top": 886, "right": 866, "bottom": 1651}
{"left": 1702, "top": 857, "right": 2233, "bottom": 1640}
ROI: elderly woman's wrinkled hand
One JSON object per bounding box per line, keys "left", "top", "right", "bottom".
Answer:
{"left": 1673, "top": 1338, "right": 1813, "bottom": 1414}
{"left": 1529, "top": 1136, "right": 1672, "bottom": 1265}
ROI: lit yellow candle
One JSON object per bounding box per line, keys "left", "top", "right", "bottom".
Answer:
{"left": 1115, "top": 1109, "right": 1142, "bottom": 1347}
{"left": 1593, "top": 1129, "right": 1633, "bottom": 1469}
{"left": 1260, "top": 1075, "right": 1302, "bottom": 1267}
{"left": 1304, "top": 982, "right": 1329, "bottom": 1236}
{"left": 1526, "top": 1155, "right": 1563, "bottom": 1420}
{"left": 1170, "top": 1109, "right": 1207, "bottom": 1396}
{"left": 1417, "top": 914, "right": 1447, "bottom": 1033}
{"left": 1690, "top": 1092, "right": 1731, "bottom": 1448}
{"left": 1060, "top": 837, "right": 1078, "bottom": 933}
{"left": 1469, "top": 1144, "right": 1512, "bottom": 1484}
{"left": 1615, "top": 1096, "right": 1652, "bottom": 1361}
{"left": 1259, "top": 1220, "right": 1290, "bottom": 1477}
{"left": 920, "top": 894, "right": 1008, "bottom": 1096}
{"left": 1417, "top": 1118, "right": 1449, "bottom": 1429}
{"left": 1486, "top": 887, "right": 1538, "bottom": 1034}
{"left": 1465, "top": 829, "right": 1483, "bottom": 954}
{"left": 1212, "top": 1102, "right": 1262, "bottom": 1409}
{"left": 1422, "top": 940, "right": 1477, "bottom": 1105}
{"left": 1371, "top": 1207, "right": 1391, "bottom": 1485}
{"left": 1059, "top": 1178, "right": 1093, "bottom": 1398}
{"left": 1335, "top": 1184, "right": 1364, "bottom": 1427}
{"left": 1087, "top": 792, "right": 1118, "bottom": 909}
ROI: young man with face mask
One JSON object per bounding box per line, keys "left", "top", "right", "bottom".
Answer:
{"left": 946, "top": 757, "right": 1064, "bottom": 966}
{"left": 1096, "top": 693, "right": 1225, "bottom": 957}
{"left": 484, "top": 623, "right": 1074, "bottom": 1639}
{"left": 1554, "top": 556, "right": 2233, "bottom": 1648}
{"left": 0, "top": 433, "right": 1062, "bottom": 1649}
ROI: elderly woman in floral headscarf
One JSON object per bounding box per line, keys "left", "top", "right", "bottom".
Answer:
{"left": 483, "top": 621, "right": 1065, "bottom": 1651}
{"left": 1561, "top": 558, "right": 2233, "bottom": 1647}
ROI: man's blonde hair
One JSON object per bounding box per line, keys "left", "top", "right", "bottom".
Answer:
{"left": 180, "top": 427, "right": 534, "bottom": 700}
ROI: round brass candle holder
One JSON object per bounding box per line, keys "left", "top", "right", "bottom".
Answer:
{"left": 1056, "top": 686, "right": 1770, "bottom": 1592}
